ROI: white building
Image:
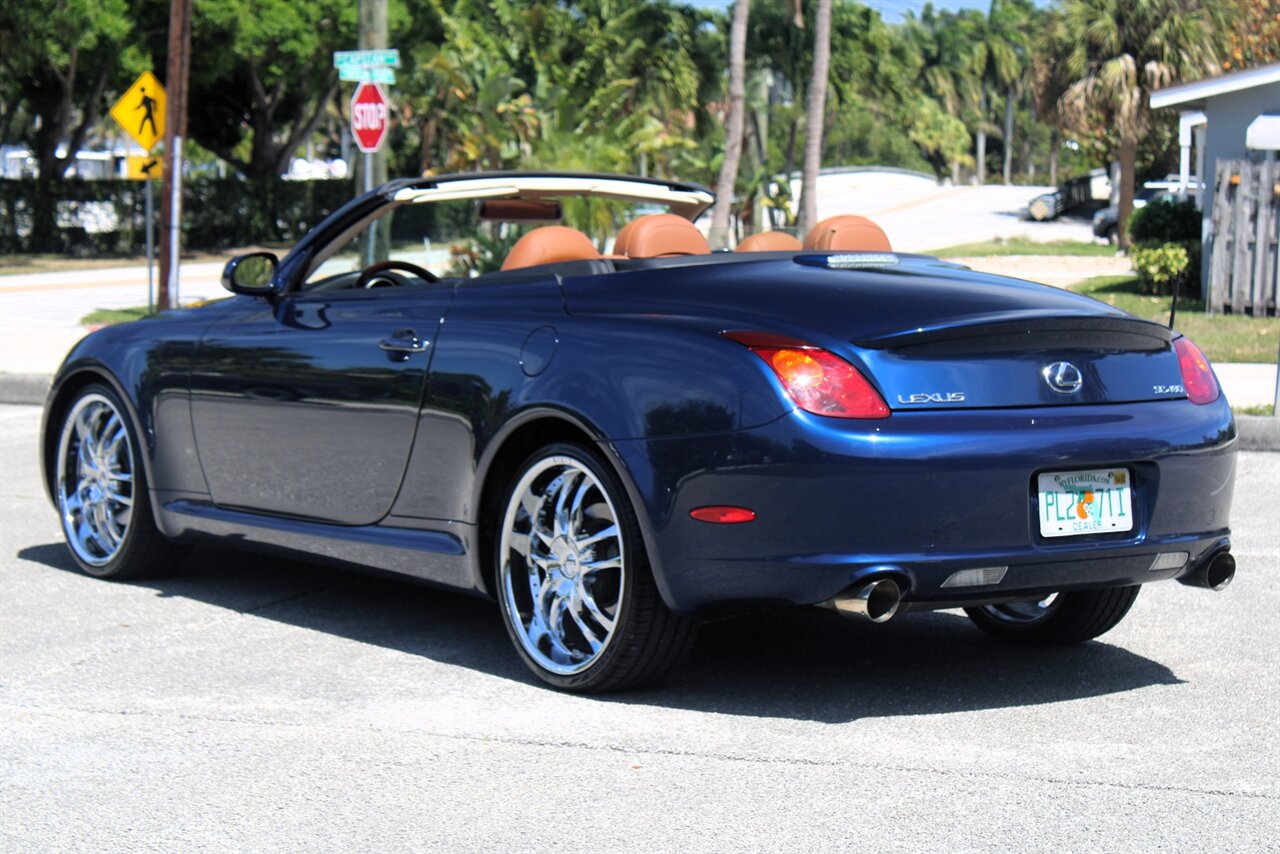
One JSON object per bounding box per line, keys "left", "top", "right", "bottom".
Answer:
{"left": 1150, "top": 63, "right": 1280, "bottom": 293}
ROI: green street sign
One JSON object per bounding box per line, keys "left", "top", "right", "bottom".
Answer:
{"left": 339, "top": 66, "right": 396, "bottom": 84}
{"left": 333, "top": 49, "right": 400, "bottom": 69}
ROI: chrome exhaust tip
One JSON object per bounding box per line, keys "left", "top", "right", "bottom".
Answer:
{"left": 829, "top": 578, "right": 902, "bottom": 623}
{"left": 1178, "top": 551, "right": 1235, "bottom": 591}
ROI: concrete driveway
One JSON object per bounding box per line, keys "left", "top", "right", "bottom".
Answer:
{"left": 2, "top": 403, "right": 1277, "bottom": 851}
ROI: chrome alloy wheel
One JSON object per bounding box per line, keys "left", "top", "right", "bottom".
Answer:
{"left": 979, "top": 592, "right": 1060, "bottom": 625}
{"left": 56, "top": 393, "right": 136, "bottom": 567}
{"left": 499, "top": 455, "right": 625, "bottom": 676}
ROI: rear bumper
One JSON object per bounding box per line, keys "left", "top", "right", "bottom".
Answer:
{"left": 610, "top": 399, "right": 1236, "bottom": 614}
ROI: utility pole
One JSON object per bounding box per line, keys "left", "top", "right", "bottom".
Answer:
{"left": 158, "top": 0, "right": 191, "bottom": 311}
{"left": 358, "top": 0, "right": 388, "bottom": 194}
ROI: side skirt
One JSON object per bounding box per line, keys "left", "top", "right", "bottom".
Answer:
{"left": 158, "top": 498, "right": 482, "bottom": 594}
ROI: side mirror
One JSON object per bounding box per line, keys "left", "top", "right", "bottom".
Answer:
{"left": 222, "top": 252, "right": 279, "bottom": 295}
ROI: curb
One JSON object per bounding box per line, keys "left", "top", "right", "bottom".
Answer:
{"left": 1236, "top": 415, "right": 1280, "bottom": 452}
{"left": 2, "top": 371, "right": 1277, "bottom": 450}
{"left": 0, "top": 374, "right": 50, "bottom": 406}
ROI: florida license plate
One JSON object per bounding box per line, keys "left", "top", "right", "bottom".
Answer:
{"left": 1037, "top": 468, "right": 1133, "bottom": 538}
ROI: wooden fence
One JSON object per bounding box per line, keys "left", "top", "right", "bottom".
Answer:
{"left": 1207, "top": 158, "right": 1278, "bottom": 315}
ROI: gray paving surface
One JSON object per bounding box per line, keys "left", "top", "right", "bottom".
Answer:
{"left": 1, "top": 402, "right": 1277, "bottom": 851}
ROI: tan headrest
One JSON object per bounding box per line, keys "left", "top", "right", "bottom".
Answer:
{"left": 614, "top": 213, "right": 710, "bottom": 258}
{"left": 803, "top": 215, "right": 892, "bottom": 252}
{"left": 736, "top": 231, "right": 803, "bottom": 253}
{"left": 501, "top": 226, "right": 601, "bottom": 271}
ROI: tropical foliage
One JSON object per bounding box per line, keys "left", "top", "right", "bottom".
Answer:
{"left": 1, "top": 0, "right": 1267, "bottom": 236}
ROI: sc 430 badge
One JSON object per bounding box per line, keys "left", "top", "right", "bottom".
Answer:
{"left": 897, "top": 392, "right": 966, "bottom": 404}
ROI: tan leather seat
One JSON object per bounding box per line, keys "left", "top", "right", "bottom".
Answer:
{"left": 613, "top": 213, "right": 710, "bottom": 258}
{"left": 501, "top": 226, "right": 601, "bottom": 271}
{"left": 736, "top": 231, "right": 803, "bottom": 253}
{"left": 803, "top": 215, "right": 892, "bottom": 252}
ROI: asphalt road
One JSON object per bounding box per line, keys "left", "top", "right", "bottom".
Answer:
{"left": 2, "top": 403, "right": 1277, "bottom": 852}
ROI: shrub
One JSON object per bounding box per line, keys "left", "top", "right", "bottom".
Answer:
{"left": 1131, "top": 242, "right": 1194, "bottom": 295}
{"left": 1128, "top": 198, "right": 1201, "bottom": 296}
{"left": 1128, "top": 198, "right": 1200, "bottom": 243}
{"left": 0, "top": 177, "right": 355, "bottom": 254}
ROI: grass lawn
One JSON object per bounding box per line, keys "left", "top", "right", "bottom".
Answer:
{"left": 930, "top": 238, "right": 1115, "bottom": 258}
{"left": 1, "top": 248, "right": 286, "bottom": 277}
{"left": 1072, "top": 275, "right": 1280, "bottom": 364}
{"left": 80, "top": 306, "right": 156, "bottom": 326}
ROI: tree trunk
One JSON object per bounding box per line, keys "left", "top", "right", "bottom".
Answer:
{"left": 951, "top": 158, "right": 961, "bottom": 185}
{"left": 1048, "top": 131, "right": 1058, "bottom": 187}
{"left": 1002, "top": 86, "right": 1014, "bottom": 185}
{"left": 710, "top": 0, "right": 750, "bottom": 243}
{"left": 975, "top": 84, "right": 987, "bottom": 185}
{"left": 798, "top": 0, "right": 832, "bottom": 237}
{"left": 782, "top": 114, "right": 798, "bottom": 208}
{"left": 420, "top": 116, "right": 438, "bottom": 176}
{"left": 1116, "top": 133, "right": 1137, "bottom": 251}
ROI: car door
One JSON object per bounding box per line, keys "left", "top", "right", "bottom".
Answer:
{"left": 189, "top": 284, "right": 453, "bottom": 526}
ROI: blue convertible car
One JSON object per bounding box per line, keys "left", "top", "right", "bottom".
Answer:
{"left": 42, "top": 172, "right": 1237, "bottom": 691}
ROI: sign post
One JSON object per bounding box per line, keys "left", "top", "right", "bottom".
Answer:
{"left": 110, "top": 73, "right": 167, "bottom": 311}
{"left": 336, "top": 49, "right": 398, "bottom": 264}
{"left": 350, "top": 81, "right": 390, "bottom": 266}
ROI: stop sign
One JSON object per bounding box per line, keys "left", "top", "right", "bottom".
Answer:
{"left": 350, "top": 82, "right": 390, "bottom": 153}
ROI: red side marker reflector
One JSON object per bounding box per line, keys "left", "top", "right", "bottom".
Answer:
{"left": 690, "top": 506, "right": 757, "bottom": 524}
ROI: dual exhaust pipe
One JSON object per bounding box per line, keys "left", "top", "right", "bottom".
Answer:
{"left": 828, "top": 578, "right": 902, "bottom": 623}
{"left": 829, "top": 549, "right": 1234, "bottom": 624}
{"left": 1178, "top": 550, "right": 1236, "bottom": 591}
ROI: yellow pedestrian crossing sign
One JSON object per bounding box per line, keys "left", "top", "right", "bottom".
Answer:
{"left": 110, "top": 71, "right": 166, "bottom": 152}
{"left": 126, "top": 155, "right": 163, "bottom": 181}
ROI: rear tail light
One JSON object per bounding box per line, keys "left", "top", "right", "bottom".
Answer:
{"left": 1173, "top": 337, "right": 1220, "bottom": 405}
{"left": 723, "top": 331, "right": 889, "bottom": 419}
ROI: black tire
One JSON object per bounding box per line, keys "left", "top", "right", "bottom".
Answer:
{"left": 1104, "top": 224, "right": 1118, "bottom": 245}
{"left": 494, "top": 442, "right": 697, "bottom": 692}
{"left": 964, "top": 586, "right": 1140, "bottom": 646}
{"left": 53, "top": 383, "right": 189, "bottom": 580}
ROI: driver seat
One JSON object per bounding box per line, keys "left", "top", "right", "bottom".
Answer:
{"left": 502, "top": 226, "right": 602, "bottom": 271}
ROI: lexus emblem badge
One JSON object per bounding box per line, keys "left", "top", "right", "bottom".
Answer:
{"left": 1043, "top": 361, "right": 1083, "bottom": 394}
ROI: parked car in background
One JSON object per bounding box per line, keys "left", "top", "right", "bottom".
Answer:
{"left": 1092, "top": 183, "right": 1182, "bottom": 242}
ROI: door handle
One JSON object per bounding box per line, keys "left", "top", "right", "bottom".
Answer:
{"left": 379, "top": 329, "right": 430, "bottom": 354}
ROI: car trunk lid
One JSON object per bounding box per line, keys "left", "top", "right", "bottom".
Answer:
{"left": 850, "top": 314, "right": 1184, "bottom": 410}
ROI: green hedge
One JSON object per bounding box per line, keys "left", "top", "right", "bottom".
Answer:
{"left": 0, "top": 177, "right": 355, "bottom": 255}
{"left": 1127, "top": 198, "right": 1202, "bottom": 297}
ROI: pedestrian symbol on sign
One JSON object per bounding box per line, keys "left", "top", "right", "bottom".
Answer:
{"left": 136, "top": 88, "right": 159, "bottom": 138}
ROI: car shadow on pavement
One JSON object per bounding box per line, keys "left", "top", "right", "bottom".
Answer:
{"left": 19, "top": 542, "right": 1183, "bottom": 723}
{"left": 644, "top": 605, "right": 1184, "bottom": 722}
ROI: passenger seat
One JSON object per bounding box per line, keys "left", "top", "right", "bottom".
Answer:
{"left": 802, "top": 215, "right": 892, "bottom": 252}
{"left": 501, "top": 226, "right": 602, "bottom": 271}
{"left": 736, "top": 232, "right": 803, "bottom": 252}
{"left": 613, "top": 214, "right": 710, "bottom": 258}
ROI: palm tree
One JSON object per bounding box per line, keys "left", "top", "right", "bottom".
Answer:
{"left": 1028, "top": 7, "right": 1077, "bottom": 186}
{"left": 905, "top": 5, "right": 981, "bottom": 184}
{"left": 993, "top": 1, "right": 1033, "bottom": 184}
{"left": 1059, "top": 0, "right": 1227, "bottom": 249}
{"left": 710, "top": 0, "right": 750, "bottom": 241}
{"left": 797, "top": 0, "right": 832, "bottom": 237}
{"left": 971, "top": 2, "right": 1021, "bottom": 184}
